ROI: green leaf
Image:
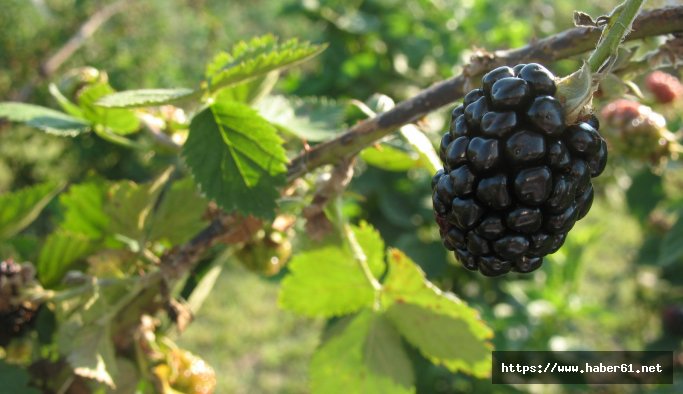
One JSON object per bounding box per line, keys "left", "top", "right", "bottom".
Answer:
{"left": 104, "top": 170, "right": 171, "bottom": 244}
{"left": 0, "top": 360, "right": 41, "bottom": 394}
{"left": 147, "top": 178, "right": 208, "bottom": 245}
{"left": 279, "top": 246, "right": 375, "bottom": 318}
{"left": 54, "top": 280, "right": 131, "bottom": 388}
{"left": 382, "top": 249, "right": 492, "bottom": 377}
{"left": 399, "top": 124, "right": 441, "bottom": 174}
{"left": 182, "top": 101, "right": 287, "bottom": 219}
{"left": 77, "top": 83, "right": 140, "bottom": 134}
{"left": 0, "top": 102, "right": 89, "bottom": 136}
{"left": 92, "top": 127, "right": 143, "bottom": 149}
{"left": 358, "top": 93, "right": 440, "bottom": 172}
{"left": 279, "top": 223, "right": 385, "bottom": 317}
{"left": 205, "top": 35, "right": 326, "bottom": 93}
{"left": 626, "top": 169, "right": 664, "bottom": 223}
{"left": 360, "top": 145, "right": 419, "bottom": 172}
{"left": 215, "top": 71, "right": 280, "bottom": 105}
{"left": 186, "top": 251, "right": 232, "bottom": 314}
{"left": 37, "top": 231, "right": 93, "bottom": 288}
{"left": 48, "top": 83, "right": 85, "bottom": 118}
{"left": 256, "top": 95, "right": 345, "bottom": 141}
{"left": 95, "top": 88, "right": 197, "bottom": 108}
{"left": 659, "top": 209, "right": 683, "bottom": 267}
{"left": 353, "top": 221, "right": 385, "bottom": 278}
{"left": 311, "top": 311, "right": 415, "bottom": 394}
{"left": 60, "top": 182, "right": 110, "bottom": 239}
{"left": 0, "top": 182, "right": 61, "bottom": 240}
{"left": 364, "top": 313, "right": 415, "bottom": 391}
{"left": 62, "top": 323, "right": 118, "bottom": 387}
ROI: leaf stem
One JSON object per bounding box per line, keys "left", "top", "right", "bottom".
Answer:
{"left": 342, "top": 223, "right": 382, "bottom": 309}
{"left": 587, "top": 0, "right": 645, "bottom": 74}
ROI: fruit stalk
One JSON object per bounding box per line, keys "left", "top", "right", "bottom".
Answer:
{"left": 556, "top": 0, "right": 645, "bottom": 123}
{"left": 587, "top": 0, "right": 645, "bottom": 75}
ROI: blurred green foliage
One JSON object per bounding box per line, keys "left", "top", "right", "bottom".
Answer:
{"left": 2, "top": 0, "right": 683, "bottom": 393}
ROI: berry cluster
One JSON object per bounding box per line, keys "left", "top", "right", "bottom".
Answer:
{"left": 0, "top": 259, "right": 39, "bottom": 346}
{"left": 645, "top": 71, "right": 683, "bottom": 104}
{"left": 432, "top": 64, "right": 607, "bottom": 276}
{"left": 601, "top": 99, "right": 678, "bottom": 164}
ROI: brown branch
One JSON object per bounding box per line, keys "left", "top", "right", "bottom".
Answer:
{"left": 303, "top": 157, "right": 356, "bottom": 241}
{"left": 160, "top": 213, "right": 262, "bottom": 282}
{"left": 286, "top": 6, "right": 683, "bottom": 182}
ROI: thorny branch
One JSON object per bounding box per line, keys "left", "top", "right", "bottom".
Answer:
{"left": 286, "top": 6, "right": 683, "bottom": 182}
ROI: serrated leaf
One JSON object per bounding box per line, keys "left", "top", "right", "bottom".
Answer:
{"left": 353, "top": 222, "right": 385, "bottom": 278}
{"left": 0, "top": 360, "right": 41, "bottom": 394}
{"left": 54, "top": 280, "right": 131, "bottom": 388}
{"left": 382, "top": 249, "right": 492, "bottom": 377}
{"left": 0, "top": 102, "right": 90, "bottom": 136}
{"left": 147, "top": 177, "right": 208, "bottom": 245}
{"left": 311, "top": 311, "right": 415, "bottom": 394}
{"left": 364, "top": 314, "right": 415, "bottom": 391}
{"left": 215, "top": 71, "right": 280, "bottom": 105}
{"left": 360, "top": 145, "right": 419, "bottom": 172}
{"left": 0, "top": 182, "right": 61, "bottom": 240}
{"left": 78, "top": 83, "right": 140, "bottom": 134}
{"left": 278, "top": 245, "right": 375, "bottom": 317}
{"left": 256, "top": 95, "right": 345, "bottom": 141}
{"left": 182, "top": 101, "right": 286, "bottom": 219}
{"left": 95, "top": 88, "right": 197, "bottom": 108}
{"left": 37, "top": 231, "right": 93, "bottom": 288}
{"left": 659, "top": 209, "right": 683, "bottom": 267}
{"left": 55, "top": 286, "right": 114, "bottom": 387}
{"left": 58, "top": 317, "right": 118, "bottom": 387}
{"left": 279, "top": 223, "right": 385, "bottom": 317}
{"left": 205, "top": 35, "right": 326, "bottom": 93}
{"left": 60, "top": 182, "right": 110, "bottom": 239}
{"left": 104, "top": 169, "right": 171, "bottom": 244}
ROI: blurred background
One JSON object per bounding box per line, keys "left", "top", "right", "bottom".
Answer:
{"left": 2, "top": 0, "right": 682, "bottom": 392}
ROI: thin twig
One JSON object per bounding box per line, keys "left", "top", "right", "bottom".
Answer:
{"left": 14, "top": 0, "right": 130, "bottom": 101}
{"left": 41, "top": 0, "right": 129, "bottom": 77}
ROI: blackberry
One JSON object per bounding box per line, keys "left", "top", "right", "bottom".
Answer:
{"left": 0, "top": 259, "right": 39, "bottom": 346}
{"left": 662, "top": 306, "right": 683, "bottom": 337}
{"left": 432, "top": 64, "right": 607, "bottom": 276}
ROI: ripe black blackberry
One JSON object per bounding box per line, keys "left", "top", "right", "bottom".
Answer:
{"left": 0, "top": 259, "right": 39, "bottom": 346}
{"left": 433, "top": 64, "right": 607, "bottom": 276}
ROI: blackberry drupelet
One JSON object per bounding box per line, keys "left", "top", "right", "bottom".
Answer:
{"left": 432, "top": 64, "right": 607, "bottom": 276}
